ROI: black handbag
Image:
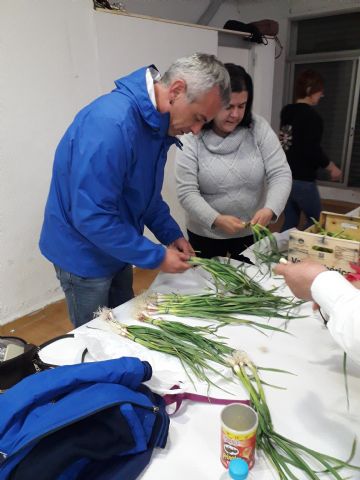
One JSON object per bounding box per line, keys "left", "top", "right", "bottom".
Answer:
{"left": 0, "top": 334, "right": 76, "bottom": 391}
{"left": 223, "top": 19, "right": 283, "bottom": 58}
{"left": 223, "top": 19, "right": 265, "bottom": 44}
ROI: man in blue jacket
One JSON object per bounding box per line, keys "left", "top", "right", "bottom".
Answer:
{"left": 40, "top": 53, "right": 230, "bottom": 327}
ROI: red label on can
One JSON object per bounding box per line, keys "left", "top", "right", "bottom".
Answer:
{"left": 220, "top": 427, "right": 256, "bottom": 469}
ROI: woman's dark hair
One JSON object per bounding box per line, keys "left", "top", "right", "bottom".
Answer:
{"left": 295, "top": 69, "right": 324, "bottom": 99}
{"left": 203, "top": 63, "right": 253, "bottom": 130}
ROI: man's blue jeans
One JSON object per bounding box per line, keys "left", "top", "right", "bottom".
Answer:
{"left": 281, "top": 180, "right": 322, "bottom": 231}
{"left": 54, "top": 264, "right": 134, "bottom": 328}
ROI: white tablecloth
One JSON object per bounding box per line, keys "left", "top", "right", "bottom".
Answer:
{"left": 40, "top": 266, "right": 360, "bottom": 480}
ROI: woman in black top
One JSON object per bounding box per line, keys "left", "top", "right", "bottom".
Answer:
{"left": 279, "top": 70, "right": 342, "bottom": 231}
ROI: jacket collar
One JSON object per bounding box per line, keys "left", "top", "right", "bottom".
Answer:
{"left": 113, "top": 65, "right": 179, "bottom": 143}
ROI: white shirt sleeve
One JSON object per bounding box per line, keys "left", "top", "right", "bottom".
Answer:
{"left": 311, "top": 270, "right": 360, "bottom": 364}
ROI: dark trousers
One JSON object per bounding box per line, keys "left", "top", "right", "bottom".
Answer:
{"left": 187, "top": 230, "right": 253, "bottom": 263}
{"left": 281, "top": 179, "right": 322, "bottom": 231}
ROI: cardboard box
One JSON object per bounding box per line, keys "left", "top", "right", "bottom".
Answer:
{"left": 288, "top": 211, "right": 360, "bottom": 275}
{"left": 346, "top": 206, "right": 360, "bottom": 217}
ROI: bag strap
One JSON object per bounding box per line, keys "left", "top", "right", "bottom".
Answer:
{"left": 162, "top": 384, "right": 249, "bottom": 415}
{"left": 34, "top": 334, "right": 86, "bottom": 371}
{"left": 38, "top": 333, "right": 75, "bottom": 350}
{"left": 274, "top": 35, "right": 283, "bottom": 58}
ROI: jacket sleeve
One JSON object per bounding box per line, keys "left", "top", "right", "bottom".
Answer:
{"left": 311, "top": 271, "right": 360, "bottom": 364}
{"left": 143, "top": 192, "right": 184, "bottom": 245}
{"left": 70, "top": 114, "right": 166, "bottom": 269}
{"left": 175, "top": 134, "right": 220, "bottom": 229}
{"left": 255, "top": 116, "right": 292, "bottom": 219}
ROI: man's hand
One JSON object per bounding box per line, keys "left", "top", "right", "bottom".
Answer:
{"left": 251, "top": 208, "right": 274, "bottom": 227}
{"left": 160, "top": 248, "right": 192, "bottom": 273}
{"left": 213, "top": 214, "right": 246, "bottom": 234}
{"left": 168, "top": 237, "right": 195, "bottom": 256}
{"left": 273, "top": 260, "right": 327, "bottom": 300}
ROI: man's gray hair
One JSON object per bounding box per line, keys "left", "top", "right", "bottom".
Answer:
{"left": 161, "top": 53, "right": 230, "bottom": 106}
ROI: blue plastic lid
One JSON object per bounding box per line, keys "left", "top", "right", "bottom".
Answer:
{"left": 229, "top": 458, "right": 249, "bottom": 480}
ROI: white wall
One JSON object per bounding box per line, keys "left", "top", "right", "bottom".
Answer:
{"left": 7, "top": 0, "right": 351, "bottom": 325}
{"left": 0, "top": 0, "right": 101, "bottom": 325}
{"left": 0, "top": 1, "right": 221, "bottom": 325}
{"left": 111, "top": 0, "right": 209, "bottom": 24}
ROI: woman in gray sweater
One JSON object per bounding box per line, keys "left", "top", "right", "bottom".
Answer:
{"left": 175, "top": 64, "right": 291, "bottom": 261}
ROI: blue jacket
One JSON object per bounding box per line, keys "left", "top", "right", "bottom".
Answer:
{"left": 40, "top": 66, "right": 183, "bottom": 277}
{"left": 0, "top": 357, "right": 169, "bottom": 480}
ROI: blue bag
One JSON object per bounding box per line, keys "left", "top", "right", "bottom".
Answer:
{"left": 0, "top": 357, "right": 169, "bottom": 479}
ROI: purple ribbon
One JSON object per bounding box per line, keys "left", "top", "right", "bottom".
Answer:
{"left": 163, "top": 385, "right": 249, "bottom": 415}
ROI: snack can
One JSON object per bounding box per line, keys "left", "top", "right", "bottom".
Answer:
{"left": 220, "top": 403, "right": 258, "bottom": 469}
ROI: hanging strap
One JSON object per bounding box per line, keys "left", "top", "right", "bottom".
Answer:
{"left": 274, "top": 36, "right": 283, "bottom": 58}
{"left": 34, "top": 334, "right": 87, "bottom": 370}
{"left": 163, "top": 384, "right": 249, "bottom": 415}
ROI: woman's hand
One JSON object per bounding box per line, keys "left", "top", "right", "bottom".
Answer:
{"left": 213, "top": 215, "right": 246, "bottom": 234}
{"left": 326, "top": 161, "right": 342, "bottom": 182}
{"left": 251, "top": 208, "right": 274, "bottom": 227}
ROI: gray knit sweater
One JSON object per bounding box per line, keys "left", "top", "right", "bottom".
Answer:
{"left": 175, "top": 114, "right": 291, "bottom": 239}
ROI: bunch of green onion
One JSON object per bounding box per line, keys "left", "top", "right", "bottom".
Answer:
{"left": 229, "top": 351, "right": 359, "bottom": 479}
{"left": 102, "top": 307, "right": 232, "bottom": 387}
{"left": 251, "top": 224, "right": 284, "bottom": 270}
{"left": 311, "top": 218, "right": 350, "bottom": 240}
{"left": 142, "top": 257, "right": 303, "bottom": 334}
{"left": 147, "top": 292, "right": 299, "bottom": 332}
{"left": 189, "top": 256, "right": 280, "bottom": 295}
